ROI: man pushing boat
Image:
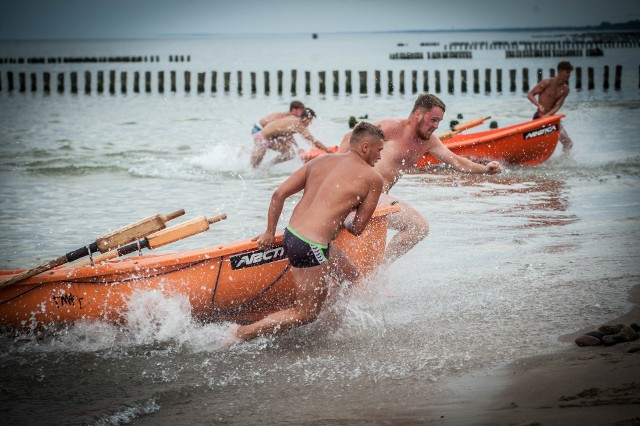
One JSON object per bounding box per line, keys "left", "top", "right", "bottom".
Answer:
{"left": 337, "top": 93, "right": 502, "bottom": 268}
{"left": 233, "top": 122, "right": 385, "bottom": 342}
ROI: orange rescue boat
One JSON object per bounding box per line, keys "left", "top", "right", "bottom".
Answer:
{"left": 0, "top": 205, "right": 398, "bottom": 330}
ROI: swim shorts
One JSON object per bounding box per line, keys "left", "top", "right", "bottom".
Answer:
{"left": 253, "top": 132, "right": 270, "bottom": 148}
{"left": 283, "top": 226, "right": 329, "bottom": 268}
{"left": 533, "top": 110, "right": 542, "bottom": 120}
{"left": 251, "top": 122, "right": 263, "bottom": 135}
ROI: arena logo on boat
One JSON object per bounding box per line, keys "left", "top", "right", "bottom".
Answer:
{"left": 230, "top": 245, "right": 287, "bottom": 269}
{"left": 523, "top": 124, "right": 558, "bottom": 140}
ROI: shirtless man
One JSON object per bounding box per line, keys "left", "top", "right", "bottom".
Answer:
{"left": 250, "top": 108, "right": 334, "bottom": 168}
{"left": 527, "top": 61, "right": 574, "bottom": 153}
{"left": 234, "top": 122, "right": 385, "bottom": 341}
{"left": 251, "top": 100, "right": 305, "bottom": 135}
{"left": 338, "top": 93, "right": 501, "bottom": 268}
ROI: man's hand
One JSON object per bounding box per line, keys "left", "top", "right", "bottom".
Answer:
{"left": 255, "top": 231, "right": 276, "bottom": 249}
{"left": 485, "top": 161, "right": 502, "bottom": 174}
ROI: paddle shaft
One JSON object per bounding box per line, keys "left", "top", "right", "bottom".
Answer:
{"left": 81, "top": 214, "right": 227, "bottom": 266}
{"left": 0, "top": 209, "right": 185, "bottom": 288}
{"left": 437, "top": 116, "right": 492, "bottom": 140}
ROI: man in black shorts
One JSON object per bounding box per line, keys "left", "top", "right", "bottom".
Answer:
{"left": 233, "top": 122, "right": 386, "bottom": 342}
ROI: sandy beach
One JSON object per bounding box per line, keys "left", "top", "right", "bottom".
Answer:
{"left": 400, "top": 285, "right": 640, "bottom": 425}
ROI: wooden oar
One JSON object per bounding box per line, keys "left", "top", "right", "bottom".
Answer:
{"left": 0, "top": 209, "right": 185, "bottom": 288}
{"left": 437, "top": 116, "right": 491, "bottom": 140}
{"left": 77, "top": 214, "right": 227, "bottom": 266}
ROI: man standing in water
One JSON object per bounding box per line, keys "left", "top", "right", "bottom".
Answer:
{"left": 234, "top": 122, "right": 385, "bottom": 342}
{"left": 251, "top": 100, "right": 305, "bottom": 135}
{"left": 527, "top": 61, "right": 574, "bottom": 154}
{"left": 338, "top": 93, "right": 501, "bottom": 268}
{"left": 250, "top": 108, "right": 334, "bottom": 167}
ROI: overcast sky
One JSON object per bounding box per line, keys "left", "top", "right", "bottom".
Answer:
{"left": 0, "top": 0, "right": 638, "bottom": 39}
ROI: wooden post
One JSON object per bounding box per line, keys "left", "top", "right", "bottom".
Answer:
{"left": 435, "top": 70, "right": 441, "bottom": 93}
{"left": 158, "top": 71, "right": 165, "bottom": 93}
{"left": 211, "top": 71, "right": 217, "bottom": 93}
{"left": 84, "top": 71, "right": 91, "bottom": 94}
{"left": 359, "top": 71, "right": 367, "bottom": 94}
{"left": 145, "top": 71, "right": 151, "bottom": 93}
{"left": 522, "top": 68, "right": 529, "bottom": 92}
{"left": 121, "top": 71, "right": 127, "bottom": 93}
{"left": 496, "top": 69, "right": 502, "bottom": 92}
{"left": 70, "top": 71, "right": 78, "bottom": 93}
{"left": 278, "top": 71, "right": 282, "bottom": 95}
{"left": 345, "top": 70, "right": 352, "bottom": 94}
{"left": 587, "top": 67, "right": 594, "bottom": 90}
{"left": 485, "top": 69, "right": 491, "bottom": 93}
{"left": 291, "top": 69, "right": 298, "bottom": 95}
{"left": 536, "top": 68, "right": 543, "bottom": 82}
{"left": 388, "top": 70, "right": 393, "bottom": 94}
{"left": 509, "top": 69, "right": 516, "bottom": 92}
{"left": 447, "top": 69, "right": 454, "bottom": 94}
{"left": 109, "top": 70, "right": 115, "bottom": 94}
{"left": 412, "top": 70, "right": 417, "bottom": 94}
{"left": 423, "top": 70, "right": 429, "bottom": 92}
{"left": 97, "top": 71, "right": 103, "bottom": 93}
{"left": 603, "top": 65, "right": 610, "bottom": 90}
{"left": 223, "top": 71, "right": 230, "bottom": 92}
{"left": 7, "top": 71, "right": 14, "bottom": 91}
{"left": 133, "top": 71, "right": 139, "bottom": 93}
{"left": 237, "top": 70, "right": 242, "bottom": 94}
{"left": 461, "top": 70, "right": 467, "bottom": 93}
{"left": 171, "top": 71, "right": 177, "bottom": 92}
{"left": 399, "top": 70, "right": 405, "bottom": 94}
{"left": 614, "top": 65, "right": 622, "bottom": 90}
{"left": 319, "top": 71, "right": 326, "bottom": 94}
{"left": 250, "top": 72, "right": 256, "bottom": 94}
{"left": 44, "top": 72, "right": 51, "bottom": 92}
{"left": 575, "top": 67, "right": 582, "bottom": 90}
{"left": 31, "top": 72, "right": 37, "bottom": 92}
{"left": 197, "top": 72, "right": 205, "bottom": 93}
{"left": 549, "top": 68, "right": 555, "bottom": 77}
{"left": 184, "top": 71, "right": 191, "bottom": 93}
{"left": 277, "top": 70, "right": 283, "bottom": 95}
{"left": 333, "top": 70, "right": 339, "bottom": 95}
{"left": 375, "top": 70, "right": 381, "bottom": 94}
{"left": 263, "top": 71, "right": 269, "bottom": 95}
{"left": 58, "top": 72, "right": 65, "bottom": 93}
{"left": 473, "top": 69, "right": 479, "bottom": 93}
{"left": 306, "top": 71, "right": 311, "bottom": 95}
{"left": 19, "top": 72, "right": 26, "bottom": 92}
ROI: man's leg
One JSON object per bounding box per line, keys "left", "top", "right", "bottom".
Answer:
{"left": 234, "top": 264, "right": 329, "bottom": 341}
{"left": 270, "top": 137, "right": 297, "bottom": 165}
{"left": 250, "top": 143, "right": 268, "bottom": 168}
{"left": 379, "top": 194, "right": 429, "bottom": 268}
{"left": 559, "top": 126, "right": 573, "bottom": 154}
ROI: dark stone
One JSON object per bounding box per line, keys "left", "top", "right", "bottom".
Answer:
{"left": 618, "top": 325, "right": 638, "bottom": 342}
{"left": 575, "top": 335, "right": 602, "bottom": 347}
{"left": 585, "top": 330, "right": 604, "bottom": 340}
{"left": 627, "top": 346, "right": 640, "bottom": 353}
{"left": 630, "top": 323, "right": 640, "bottom": 333}
{"left": 602, "top": 334, "right": 626, "bottom": 346}
{"left": 598, "top": 324, "right": 625, "bottom": 336}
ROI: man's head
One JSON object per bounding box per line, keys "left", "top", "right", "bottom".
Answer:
{"left": 289, "top": 100, "right": 305, "bottom": 117}
{"left": 411, "top": 93, "right": 446, "bottom": 140}
{"left": 350, "top": 122, "right": 385, "bottom": 166}
{"left": 301, "top": 108, "right": 316, "bottom": 124}
{"left": 557, "top": 61, "right": 573, "bottom": 82}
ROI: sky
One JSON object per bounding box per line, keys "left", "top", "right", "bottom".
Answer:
{"left": 0, "top": 0, "right": 638, "bottom": 39}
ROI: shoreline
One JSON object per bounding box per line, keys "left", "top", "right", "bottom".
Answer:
{"left": 401, "top": 284, "right": 640, "bottom": 425}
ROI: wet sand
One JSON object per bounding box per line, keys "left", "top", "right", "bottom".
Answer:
{"left": 400, "top": 285, "right": 640, "bottom": 425}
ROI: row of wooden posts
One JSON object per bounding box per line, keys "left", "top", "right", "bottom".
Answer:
{"left": 0, "top": 65, "right": 627, "bottom": 96}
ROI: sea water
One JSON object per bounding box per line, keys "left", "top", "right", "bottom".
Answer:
{"left": 0, "top": 31, "right": 639, "bottom": 424}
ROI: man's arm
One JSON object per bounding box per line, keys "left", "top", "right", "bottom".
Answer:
{"left": 527, "top": 80, "right": 547, "bottom": 113}
{"left": 337, "top": 131, "right": 352, "bottom": 153}
{"left": 346, "top": 174, "right": 384, "bottom": 236}
{"left": 429, "top": 137, "right": 501, "bottom": 174}
{"left": 298, "top": 126, "right": 333, "bottom": 153}
{"left": 256, "top": 165, "right": 307, "bottom": 248}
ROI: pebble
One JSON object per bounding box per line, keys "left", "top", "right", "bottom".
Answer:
{"left": 575, "top": 323, "right": 639, "bottom": 347}
{"left": 575, "top": 335, "right": 602, "bottom": 346}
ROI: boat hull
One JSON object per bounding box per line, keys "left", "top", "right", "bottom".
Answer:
{"left": 0, "top": 206, "right": 398, "bottom": 329}
{"left": 416, "top": 115, "right": 564, "bottom": 167}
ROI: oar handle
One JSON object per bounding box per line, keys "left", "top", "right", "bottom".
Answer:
{"left": 453, "top": 116, "right": 491, "bottom": 132}
{"left": 79, "top": 213, "right": 227, "bottom": 266}
{"left": 161, "top": 209, "right": 186, "bottom": 222}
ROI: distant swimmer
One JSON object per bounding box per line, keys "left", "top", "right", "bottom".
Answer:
{"left": 251, "top": 100, "right": 305, "bottom": 135}
{"left": 527, "top": 61, "right": 574, "bottom": 154}
{"left": 250, "top": 108, "right": 334, "bottom": 168}
{"left": 234, "top": 122, "right": 385, "bottom": 342}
